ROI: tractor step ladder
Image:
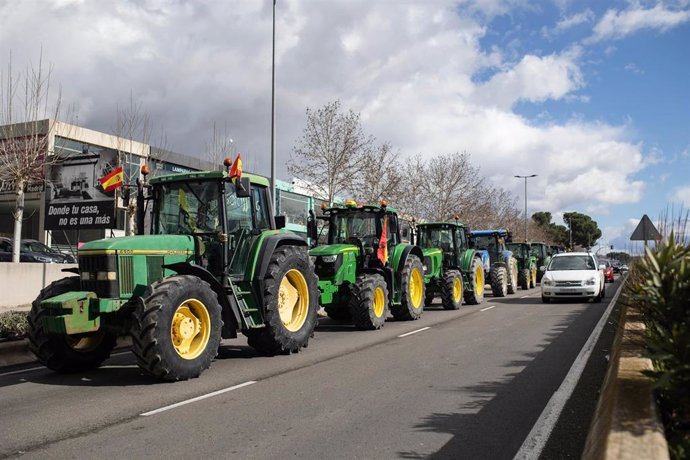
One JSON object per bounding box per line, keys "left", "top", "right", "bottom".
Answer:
{"left": 229, "top": 283, "right": 263, "bottom": 328}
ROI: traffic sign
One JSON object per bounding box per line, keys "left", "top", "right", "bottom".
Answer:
{"left": 630, "top": 214, "right": 662, "bottom": 241}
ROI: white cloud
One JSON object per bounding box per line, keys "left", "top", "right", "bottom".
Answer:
{"left": 543, "top": 8, "right": 595, "bottom": 38}
{"left": 624, "top": 63, "right": 644, "bottom": 75}
{"left": 588, "top": 3, "right": 690, "bottom": 43}
{"left": 0, "top": 0, "right": 650, "bottom": 218}
{"left": 671, "top": 185, "right": 690, "bottom": 207}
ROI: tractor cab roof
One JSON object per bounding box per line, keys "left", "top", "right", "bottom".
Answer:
{"left": 323, "top": 200, "right": 397, "bottom": 215}
{"left": 417, "top": 221, "right": 468, "bottom": 229}
{"left": 149, "top": 170, "right": 270, "bottom": 187}
{"left": 470, "top": 229, "right": 510, "bottom": 237}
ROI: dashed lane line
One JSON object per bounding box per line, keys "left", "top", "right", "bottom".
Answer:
{"left": 140, "top": 381, "right": 258, "bottom": 416}
{"left": 479, "top": 305, "right": 496, "bottom": 312}
{"left": 397, "top": 327, "right": 431, "bottom": 338}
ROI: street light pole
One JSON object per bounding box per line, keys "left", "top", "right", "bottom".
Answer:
{"left": 270, "top": 0, "right": 277, "bottom": 207}
{"left": 514, "top": 174, "right": 537, "bottom": 242}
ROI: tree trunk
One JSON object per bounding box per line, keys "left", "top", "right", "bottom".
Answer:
{"left": 12, "top": 180, "right": 25, "bottom": 263}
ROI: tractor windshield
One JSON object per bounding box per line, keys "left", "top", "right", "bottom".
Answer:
{"left": 507, "top": 243, "right": 528, "bottom": 259}
{"left": 418, "top": 227, "right": 454, "bottom": 252}
{"left": 154, "top": 180, "right": 222, "bottom": 235}
{"left": 472, "top": 235, "right": 496, "bottom": 252}
{"left": 329, "top": 211, "right": 382, "bottom": 248}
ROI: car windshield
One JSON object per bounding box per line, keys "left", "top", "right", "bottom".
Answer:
{"left": 548, "top": 255, "right": 596, "bottom": 271}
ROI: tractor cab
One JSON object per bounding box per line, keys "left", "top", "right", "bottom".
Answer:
{"left": 469, "top": 229, "right": 512, "bottom": 267}
{"left": 415, "top": 222, "right": 469, "bottom": 269}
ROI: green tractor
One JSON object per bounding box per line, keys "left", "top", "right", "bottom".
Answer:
{"left": 414, "top": 221, "right": 486, "bottom": 307}
{"left": 469, "top": 230, "right": 519, "bottom": 297}
{"left": 530, "top": 242, "right": 552, "bottom": 283}
{"left": 506, "top": 242, "right": 538, "bottom": 289}
{"left": 28, "top": 165, "right": 319, "bottom": 381}
{"left": 308, "top": 200, "right": 426, "bottom": 330}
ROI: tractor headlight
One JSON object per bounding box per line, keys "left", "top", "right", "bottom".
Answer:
{"left": 321, "top": 255, "right": 338, "bottom": 263}
{"left": 96, "top": 271, "right": 117, "bottom": 281}
{"left": 81, "top": 271, "right": 91, "bottom": 281}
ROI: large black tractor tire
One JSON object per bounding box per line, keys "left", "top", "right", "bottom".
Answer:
{"left": 507, "top": 258, "right": 518, "bottom": 294}
{"left": 349, "top": 274, "right": 389, "bottom": 330}
{"left": 391, "top": 255, "right": 425, "bottom": 320}
{"left": 28, "top": 277, "right": 117, "bottom": 373}
{"left": 132, "top": 275, "right": 222, "bottom": 381}
{"left": 245, "top": 246, "right": 319, "bottom": 355}
{"left": 518, "top": 268, "right": 530, "bottom": 290}
{"left": 465, "top": 257, "right": 485, "bottom": 305}
{"left": 490, "top": 266, "right": 508, "bottom": 297}
{"left": 324, "top": 303, "right": 351, "bottom": 321}
{"left": 440, "top": 270, "right": 463, "bottom": 310}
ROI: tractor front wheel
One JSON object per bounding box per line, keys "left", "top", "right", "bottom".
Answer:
{"left": 391, "top": 255, "right": 425, "bottom": 320}
{"left": 465, "top": 257, "right": 485, "bottom": 305}
{"left": 245, "top": 246, "right": 319, "bottom": 355}
{"left": 132, "top": 275, "right": 222, "bottom": 381}
{"left": 490, "top": 266, "right": 508, "bottom": 297}
{"left": 28, "top": 277, "right": 117, "bottom": 373}
{"left": 440, "top": 270, "right": 463, "bottom": 310}
{"left": 349, "top": 274, "right": 389, "bottom": 330}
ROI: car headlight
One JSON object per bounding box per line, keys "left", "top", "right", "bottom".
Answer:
{"left": 585, "top": 277, "right": 597, "bottom": 286}
{"left": 542, "top": 278, "right": 554, "bottom": 286}
{"left": 321, "top": 255, "right": 338, "bottom": 263}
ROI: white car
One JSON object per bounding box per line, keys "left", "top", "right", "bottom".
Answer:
{"left": 540, "top": 252, "right": 606, "bottom": 303}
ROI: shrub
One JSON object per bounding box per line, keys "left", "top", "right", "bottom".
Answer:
{"left": 0, "top": 311, "right": 29, "bottom": 340}
{"left": 628, "top": 233, "right": 690, "bottom": 459}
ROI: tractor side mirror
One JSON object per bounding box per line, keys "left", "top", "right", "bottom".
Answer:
{"left": 235, "top": 177, "right": 251, "bottom": 198}
{"left": 274, "top": 215, "right": 286, "bottom": 229}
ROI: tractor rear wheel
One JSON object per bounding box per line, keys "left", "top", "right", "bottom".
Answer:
{"left": 132, "top": 275, "right": 222, "bottom": 381}
{"left": 245, "top": 246, "right": 319, "bottom": 355}
{"left": 440, "top": 270, "right": 463, "bottom": 310}
{"left": 519, "top": 268, "right": 530, "bottom": 290}
{"left": 465, "top": 257, "right": 485, "bottom": 305}
{"left": 391, "top": 255, "right": 425, "bottom": 320}
{"left": 507, "top": 258, "right": 518, "bottom": 294}
{"left": 490, "top": 266, "right": 508, "bottom": 297}
{"left": 349, "top": 274, "right": 388, "bottom": 330}
{"left": 28, "top": 277, "right": 117, "bottom": 373}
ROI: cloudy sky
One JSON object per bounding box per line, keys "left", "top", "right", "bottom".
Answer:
{"left": 1, "top": 0, "right": 688, "bottom": 251}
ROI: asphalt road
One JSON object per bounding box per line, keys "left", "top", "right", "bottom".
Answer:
{"left": 0, "top": 277, "right": 623, "bottom": 459}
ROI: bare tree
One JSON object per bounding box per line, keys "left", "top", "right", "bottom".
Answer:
{"left": 204, "top": 121, "right": 234, "bottom": 169}
{"left": 112, "top": 92, "right": 153, "bottom": 235}
{"left": 353, "top": 141, "right": 402, "bottom": 204}
{"left": 289, "top": 100, "right": 373, "bottom": 205}
{"left": 0, "top": 52, "right": 67, "bottom": 262}
{"left": 395, "top": 155, "right": 427, "bottom": 219}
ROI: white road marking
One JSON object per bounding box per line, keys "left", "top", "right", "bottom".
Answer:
{"left": 0, "top": 366, "right": 44, "bottom": 377}
{"left": 140, "top": 381, "right": 258, "bottom": 416}
{"left": 520, "top": 295, "right": 533, "bottom": 298}
{"left": 514, "top": 279, "right": 626, "bottom": 459}
{"left": 479, "top": 306, "right": 495, "bottom": 312}
{"left": 397, "top": 327, "right": 430, "bottom": 338}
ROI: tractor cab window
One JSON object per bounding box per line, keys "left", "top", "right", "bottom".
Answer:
{"left": 154, "top": 181, "right": 221, "bottom": 235}
{"left": 251, "top": 186, "right": 271, "bottom": 230}
{"left": 455, "top": 228, "right": 467, "bottom": 251}
{"left": 330, "top": 211, "right": 379, "bottom": 248}
{"left": 225, "top": 184, "right": 254, "bottom": 275}
{"left": 472, "top": 235, "right": 494, "bottom": 252}
{"left": 507, "top": 243, "right": 527, "bottom": 259}
{"left": 418, "top": 228, "right": 454, "bottom": 253}
{"left": 530, "top": 245, "right": 543, "bottom": 258}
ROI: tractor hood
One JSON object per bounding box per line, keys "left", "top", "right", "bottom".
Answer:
{"left": 310, "top": 244, "right": 359, "bottom": 257}
{"left": 422, "top": 247, "right": 442, "bottom": 257}
{"left": 79, "top": 235, "right": 195, "bottom": 256}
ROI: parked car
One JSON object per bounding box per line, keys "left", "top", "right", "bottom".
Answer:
{"left": 603, "top": 260, "right": 615, "bottom": 283}
{"left": 540, "top": 252, "right": 605, "bottom": 303}
{"left": 0, "top": 238, "right": 76, "bottom": 263}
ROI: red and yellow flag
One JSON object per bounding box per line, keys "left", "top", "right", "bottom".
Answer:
{"left": 229, "top": 154, "right": 242, "bottom": 181}
{"left": 377, "top": 215, "right": 388, "bottom": 265}
{"left": 99, "top": 166, "right": 123, "bottom": 192}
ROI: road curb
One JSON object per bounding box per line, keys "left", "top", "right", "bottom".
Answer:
{"left": 581, "top": 288, "right": 670, "bottom": 459}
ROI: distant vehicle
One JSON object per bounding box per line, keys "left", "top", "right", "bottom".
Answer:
{"left": 0, "top": 238, "right": 76, "bottom": 263}
{"left": 620, "top": 264, "right": 629, "bottom": 272}
{"left": 540, "top": 252, "right": 605, "bottom": 303}
{"left": 603, "top": 260, "right": 615, "bottom": 283}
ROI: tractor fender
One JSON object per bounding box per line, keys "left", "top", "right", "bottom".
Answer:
{"left": 251, "top": 233, "right": 309, "bottom": 314}
{"left": 460, "top": 249, "right": 481, "bottom": 273}
{"left": 163, "top": 262, "right": 241, "bottom": 338}
{"left": 392, "top": 245, "right": 424, "bottom": 288}
{"left": 476, "top": 250, "right": 490, "bottom": 273}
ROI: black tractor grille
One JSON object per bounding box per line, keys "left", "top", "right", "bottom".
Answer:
{"left": 79, "top": 254, "right": 119, "bottom": 298}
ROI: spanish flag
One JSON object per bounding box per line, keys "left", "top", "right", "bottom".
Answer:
{"left": 377, "top": 215, "right": 388, "bottom": 265}
{"left": 229, "top": 154, "right": 242, "bottom": 181}
{"left": 99, "top": 166, "right": 124, "bottom": 193}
